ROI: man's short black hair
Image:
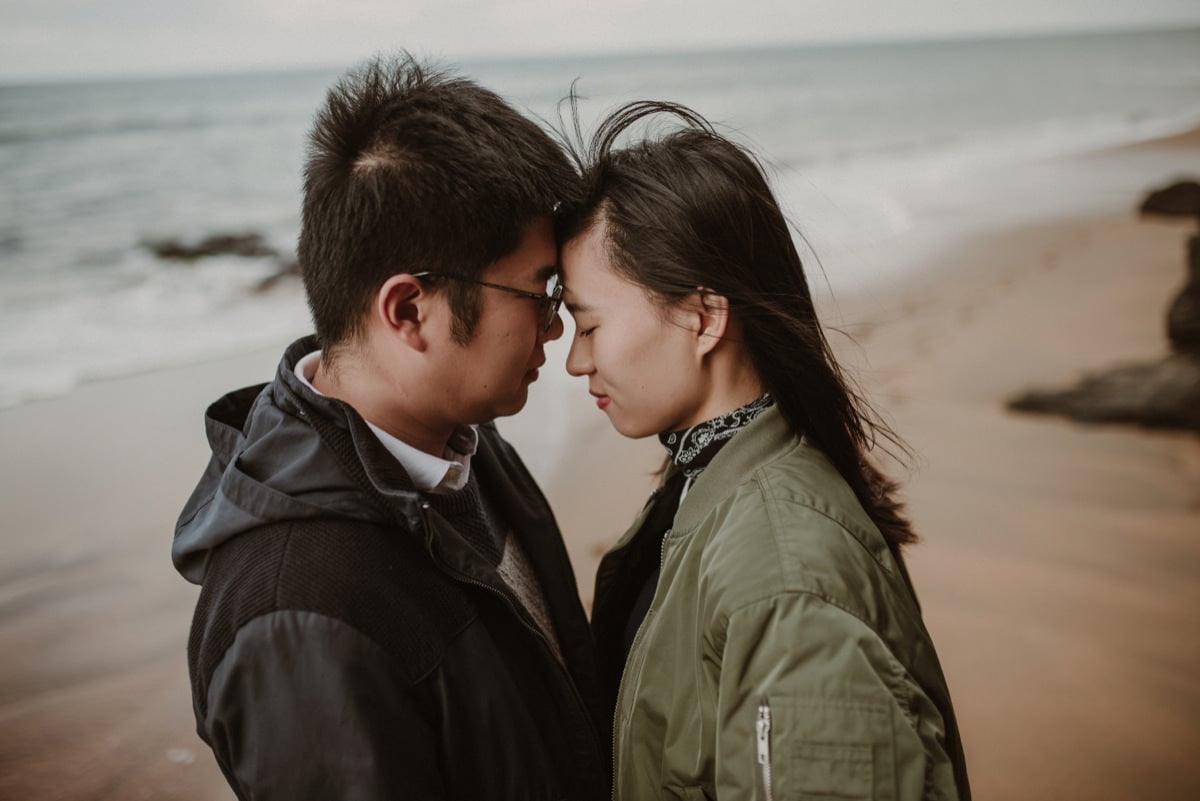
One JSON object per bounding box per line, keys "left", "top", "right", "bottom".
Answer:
{"left": 299, "top": 54, "right": 576, "bottom": 351}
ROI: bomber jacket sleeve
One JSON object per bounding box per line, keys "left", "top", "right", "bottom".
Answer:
{"left": 710, "top": 593, "right": 954, "bottom": 801}
{"left": 203, "top": 609, "right": 447, "bottom": 800}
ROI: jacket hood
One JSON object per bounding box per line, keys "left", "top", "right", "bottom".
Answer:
{"left": 172, "top": 336, "right": 400, "bottom": 584}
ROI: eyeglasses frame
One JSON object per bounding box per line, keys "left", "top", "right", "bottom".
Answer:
{"left": 411, "top": 271, "right": 563, "bottom": 332}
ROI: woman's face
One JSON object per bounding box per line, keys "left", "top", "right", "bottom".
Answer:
{"left": 561, "top": 221, "right": 707, "bottom": 439}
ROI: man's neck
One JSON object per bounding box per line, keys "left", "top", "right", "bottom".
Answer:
{"left": 313, "top": 355, "right": 454, "bottom": 457}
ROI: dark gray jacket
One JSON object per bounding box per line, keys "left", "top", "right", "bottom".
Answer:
{"left": 174, "top": 336, "right": 608, "bottom": 800}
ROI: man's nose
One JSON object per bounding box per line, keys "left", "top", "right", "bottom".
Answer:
{"left": 541, "top": 311, "right": 565, "bottom": 343}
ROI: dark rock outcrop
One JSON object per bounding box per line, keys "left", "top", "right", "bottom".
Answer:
{"left": 143, "top": 231, "right": 301, "bottom": 290}
{"left": 253, "top": 259, "right": 301, "bottom": 293}
{"left": 1167, "top": 235, "right": 1200, "bottom": 353}
{"left": 146, "top": 232, "right": 277, "bottom": 261}
{"left": 1008, "top": 354, "right": 1200, "bottom": 432}
{"left": 1139, "top": 180, "right": 1200, "bottom": 219}
{"left": 1008, "top": 222, "right": 1200, "bottom": 433}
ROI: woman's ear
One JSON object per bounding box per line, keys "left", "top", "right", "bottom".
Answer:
{"left": 695, "top": 289, "right": 731, "bottom": 358}
{"left": 375, "top": 274, "right": 428, "bottom": 352}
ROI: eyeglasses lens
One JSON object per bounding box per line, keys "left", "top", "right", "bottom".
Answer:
{"left": 543, "top": 275, "right": 563, "bottom": 331}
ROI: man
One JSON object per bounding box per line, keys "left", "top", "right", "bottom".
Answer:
{"left": 172, "top": 56, "right": 608, "bottom": 800}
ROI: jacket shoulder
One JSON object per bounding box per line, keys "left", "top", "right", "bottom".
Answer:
{"left": 201, "top": 607, "right": 448, "bottom": 799}
{"left": 189, "top": 516, "right": 476, "bottom": 714}
{"left": 695, "top": 442, "right": 904, "bottom": 626}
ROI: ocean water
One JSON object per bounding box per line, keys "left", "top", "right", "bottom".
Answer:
{"left": 2, "top": 27, "right": 1199, "bottom": 408}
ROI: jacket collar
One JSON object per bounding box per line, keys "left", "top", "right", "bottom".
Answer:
{"left": 659, "top": 394, "right": 774, "bottom": 480}
{"left": 608, "top": 404, "right": 800, "bottom": 553}
{"left": 666, "top": 404, "right": 896, "bottom": 573}
{"left": 671, "top": 404, "right": 800, "bottom": 532}
{"left": 274, "top": 337, "right": 426, "bottom": 507}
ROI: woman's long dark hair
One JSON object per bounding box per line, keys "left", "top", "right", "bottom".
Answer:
{"left": 558, "top": 100, "right": 917, "bottom": 552}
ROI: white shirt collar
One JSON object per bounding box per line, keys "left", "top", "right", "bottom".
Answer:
{"left": 294, "top": 350, "right": 476, "bottom": 494}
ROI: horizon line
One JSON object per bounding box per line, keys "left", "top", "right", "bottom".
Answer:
{"left": 3, "top": 21, "right": 1198, "bottom": 89}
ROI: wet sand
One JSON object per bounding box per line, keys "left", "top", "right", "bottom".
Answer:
{"left": 1, "top": 132, "right": 1198, "bottom": 799}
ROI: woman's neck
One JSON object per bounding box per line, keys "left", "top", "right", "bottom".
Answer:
{"left": 674, "top": 349, "right": 766, "bottom": 431}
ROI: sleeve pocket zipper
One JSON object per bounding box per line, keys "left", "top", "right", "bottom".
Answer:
{"left": 756, "top": 696, "right": 774, "bottom": 801}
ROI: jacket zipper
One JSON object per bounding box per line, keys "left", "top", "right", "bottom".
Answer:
{"left": 756, "top": 697, "right": 774, "bottom": 801}
{"left": 418, "top": 506, "right": 603, "bottom": 782}
{"left": 610, "top": 528, "right": 672, "bottom": 800}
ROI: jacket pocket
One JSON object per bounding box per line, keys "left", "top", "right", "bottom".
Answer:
{"left": 793, "top": 741, "right": 873, "bottom": 799}
{"left": 765, "top": 698, "right": 894, "bottom": 801}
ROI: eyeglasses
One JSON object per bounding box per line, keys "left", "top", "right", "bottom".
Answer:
{"left": 412, "top": 271, "right": 564, "bottom": 332}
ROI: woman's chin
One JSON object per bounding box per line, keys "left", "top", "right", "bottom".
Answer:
{"left": 608, "top": 412, "right": 661, "bottom": 441}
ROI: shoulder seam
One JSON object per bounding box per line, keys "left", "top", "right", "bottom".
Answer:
{"left": 753, "top": 466, "right": 895, "bottom": 577}
{"left": 409, "top": 608, "right": 480, "bottom": 685}
{"left": 206, "top": 609, "right": 409, "bottom": 697}
{"left": 273, "top": 521, "right": 296, "bottom": 608}
{"left": 725, "top": 589, "right": 884, "bottom": 644}
{"left": 215, "top": 606, "right": 480, "bottom": 689}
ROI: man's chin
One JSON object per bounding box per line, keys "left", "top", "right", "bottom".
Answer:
{"left": 489, "top": 387, "right": 531, "bottom": 420}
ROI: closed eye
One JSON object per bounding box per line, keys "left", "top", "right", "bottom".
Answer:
{"left": 576, "top": 326, "right": 597, "bottom": 338}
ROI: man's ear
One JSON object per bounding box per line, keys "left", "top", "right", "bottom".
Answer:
{"left": 375, "top": 274, "right": 428, "bottom": 352}
{"left": 694, "top": 289, "right": 731, "bottom": 359}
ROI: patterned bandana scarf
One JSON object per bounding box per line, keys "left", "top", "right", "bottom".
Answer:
{"left": 659, "top": 394, "right": 775, "bottom": 482}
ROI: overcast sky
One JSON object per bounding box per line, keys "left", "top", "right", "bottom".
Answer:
{"left": 3, "top": 0, "right": 1200, "bottom": 82}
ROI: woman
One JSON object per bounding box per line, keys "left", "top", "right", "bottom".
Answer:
{"left": 559, "top": 102, "right": 971, "bottom": 800}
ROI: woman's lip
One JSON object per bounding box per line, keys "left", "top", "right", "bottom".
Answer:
{"left": 594, "top": 395, "right": 610, "bottom": 410}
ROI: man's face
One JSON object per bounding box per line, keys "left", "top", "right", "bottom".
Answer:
{"left": 437, "top": 215, "right": 564, "bottom": 422}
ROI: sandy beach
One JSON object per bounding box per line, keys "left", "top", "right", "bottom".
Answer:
{"left": 828, "top": 210, "right": 1200, "bottom": 800}
{"left": 1, "top": 130, "right": 1198, "bottom": 799}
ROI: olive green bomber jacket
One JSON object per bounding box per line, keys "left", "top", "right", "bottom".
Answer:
{"left": 595, "top": 406, "right": 970, "bottom": 800}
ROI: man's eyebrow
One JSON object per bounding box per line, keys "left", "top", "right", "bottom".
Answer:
{"left": 534, "top": 264, "right": 558, "bottom": 283}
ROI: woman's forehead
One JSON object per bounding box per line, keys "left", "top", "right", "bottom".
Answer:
{"left": 562, "top": 226, "right": 611, "bottom": 301}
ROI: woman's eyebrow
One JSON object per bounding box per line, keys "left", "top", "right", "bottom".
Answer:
{"left": 565, "top": 299, "right": 593, "bottom": 314}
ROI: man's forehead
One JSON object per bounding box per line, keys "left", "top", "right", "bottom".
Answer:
{"left": 482, "top": 254, "right": 557, "bottom": 286}
{"left": 479, "top": 214, "right": 558, "bottom": 284}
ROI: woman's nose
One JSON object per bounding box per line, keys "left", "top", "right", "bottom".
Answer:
{"left": 565, "top": 333, "right": 591, "bottom": 377}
